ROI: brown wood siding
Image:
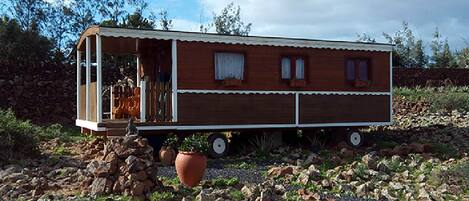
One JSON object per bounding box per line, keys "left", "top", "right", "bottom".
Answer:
{"left": 177, "top": 41, "right": 390, "bottom": 92}
{"left": 79, "top": 82, "right": 97, "bottom": 121}
{"left": 300, "top": 95, "right": 390, "bottom": 124}
{"left": 177, "top": 93, "right": 295, "bottom": 125}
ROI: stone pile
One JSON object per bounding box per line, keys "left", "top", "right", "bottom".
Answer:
{"left": 84, "top": 135, "right": 160, "bottom": 199}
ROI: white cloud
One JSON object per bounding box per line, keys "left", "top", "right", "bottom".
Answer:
{"left": 196, "top": 0, "right": 469, "bottom": 49}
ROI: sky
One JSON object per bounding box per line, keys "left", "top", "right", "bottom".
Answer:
{"left": 149, "top": 0, "right": 469, "bottom": 50}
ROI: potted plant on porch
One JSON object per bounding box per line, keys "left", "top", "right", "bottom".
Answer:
{"left": 175, "top": 134, "right": 209, "bottom": 187}
{"left": 159, "top": 134, "right": 178, "bottom": 166}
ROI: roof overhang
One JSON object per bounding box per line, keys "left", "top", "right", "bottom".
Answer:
{"left": 77, "top": 26, "right": 393, "bottom": 53}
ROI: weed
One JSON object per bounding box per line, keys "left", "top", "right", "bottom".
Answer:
{"left": 284, "top": 191, "right": 300, "bottom": 201}
{"left": 150, "top": 191, "right": 175, "bottom": 201}
{"left": 54, "top": 145, "right": 70, "bottom": 155}
{"left": 249, "top": 133, "right": 274, "bottom": 156}
{"left": 226, "top": 161, "right": 255, "bottom": 170}
{"left": 430, "top": 143, "right": 459, "bottom": 159}
{"left": 159, "top": 176, "right": 180, "bottom": 186}
{"left": 429, "top": 160, "right": 469, "bottom": 191}
{"left": 211, "top": 177, "right": 239, "bottom": 187}
{"left": 229, "top": 189, "right": 244, "bottom": 201}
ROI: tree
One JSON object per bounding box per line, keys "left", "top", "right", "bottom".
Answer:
{"left": 430, "top": 28, "right": 456, "bottom": 68}
{"left": 120, "top": 10, "right": 155, "bottom": 29}
{"left": 455, "top": 40, "right": 469, "bottom": 68}
{"left": 98, "top": 0, "right": 148, "bottom": 27}
{"left": 7, "top": 0, "right": 47, "bottom": 31}
{"left": 158, "top": 10, "right": 173, "bottom": 31}
{"left": 383, "top": 21, "right": 427, "bottom": 68}
{"left": 0, "top": 16, "right": 53, "bottom": 64}
{"left": 356, "top": 33, "right": 376, "bottom": 43}
{"left": 212, "top": 2, "right": 252, "bottom": 36}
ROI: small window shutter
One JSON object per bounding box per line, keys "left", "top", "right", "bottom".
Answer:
{"left": 295, "top": 58, "right": 305, "bottom": 80}
{"left": 281, "top": 57, "right": 291, "bottom": 79}
{"left": 346, "top": 60, "right": 355, "bottom": 81}
{"left": 358, "top": 60, "right": 368, "bottom": 81}
{"left": 214, "top": 53, "right": 245, "bottom": 80}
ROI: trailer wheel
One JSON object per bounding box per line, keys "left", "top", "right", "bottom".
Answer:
{"left": 208, "top": 133, "right": 229, "bottom": 158}
{"left": 346, "top": 130, "right": 364, "bottom": 148}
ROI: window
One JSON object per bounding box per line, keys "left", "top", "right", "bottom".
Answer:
{"left": 281, "top": 56, "right": 305, "bottom": 80}
{"left": 281, "top": 58, "right": 291, "bottom": 79}
{"left": 346, "top": 59, "right": 370, "bottom": 81}
{"left": 295, "top": 58, "right": 305, "bottom": 80}
{"left": 214, "top": 52, "right": 245, "bottom": 80}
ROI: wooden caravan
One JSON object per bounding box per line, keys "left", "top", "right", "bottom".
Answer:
{"left": 75, "top": 26, "right": 393, "bottom": 139}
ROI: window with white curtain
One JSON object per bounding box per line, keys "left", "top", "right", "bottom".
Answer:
{"left": 295, "top": 58, "right": 305, "bottom": 80}
{"left": 214, "top": 52, "right": 245, "bottom": 80}
{"left": 281, "top": 57, "right": 291, "bottom": 79}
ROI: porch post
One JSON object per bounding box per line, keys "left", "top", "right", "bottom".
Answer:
{"left": 136, "top": 56, "right": 141, "bottom": 87}
{"left": 171, "top": 39, "right": 178, "bottom": 122}
{"left": 85, "top": 37, "right": 91, "bottom": 121}
{"left": 76, "top": 51, "right": 81, "bottom": 120}
{"left": 140, "top": 79, "right": 146, "bottom": 122}
{"left": 110, "top": 86, "right": 114, "bottom": 120}
{"left": 96, "top": 34, "right": 103, "bottom": 123}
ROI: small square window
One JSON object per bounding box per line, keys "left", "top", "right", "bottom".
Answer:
{"left": 214, "top": 52, "right": 245, "bottom": 80}
{"left": 346, "top": 59, "right": 370, "bottom": 82}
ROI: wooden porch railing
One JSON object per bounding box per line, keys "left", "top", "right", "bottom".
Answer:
{"left": 148, "top": 81, "right": 172, "bottom": 122}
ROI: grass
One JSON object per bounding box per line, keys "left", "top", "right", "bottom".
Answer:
{"left": 229, "top": 189, "right": 245, "bottom": 201}
{"left": 150, "top": 191, "right": 175, "bottom": 201}
{"left": 225, "top": 161, "right": 256, "bottom": 170}
{"left": 394, "top": 86, "right": 469, "bottom": 112}
{"left": 53, "top": 145, "right": 70, "bottom": 155}
{"left": 429, "top": 160, "right": 469, "bottom": 192}
{"left": 430, "top": 143, "right": 459, "bottom": 159}
{"left": 159, "top": 176, "right": 180, "bottom": 186}
{"left": 211, "top": 177, "right": 240, "bottom": 187}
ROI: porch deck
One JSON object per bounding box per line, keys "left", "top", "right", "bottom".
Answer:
{"left": 98, "top": 119, "right": 177, "bottom": 136}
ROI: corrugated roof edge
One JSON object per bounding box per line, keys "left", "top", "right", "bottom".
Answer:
{"left": 81, "top": 26, "right": 394, "bottom": 52}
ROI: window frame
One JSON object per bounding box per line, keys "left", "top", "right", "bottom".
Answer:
{"left": 213, "top": 51, "right": 247, "bottom": 81}
{"left": 344, "top": 58, "right": 372, "bottom": 82}
{"left": 279, "top": 55, "right": 307, "bottom": 81}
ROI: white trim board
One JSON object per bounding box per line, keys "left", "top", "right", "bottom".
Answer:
{"left": 76, "top": 119, "right": 107, "bottom": 131}
{"left": 97, "top": 27, "right": 393, "bottom": 52}
{"left": 136, "top": 121, "right": 392, "bottom": 131}
{"left": 177, "top": 89, "right": 391, "bottom": 96}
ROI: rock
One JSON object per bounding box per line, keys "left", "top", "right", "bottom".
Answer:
{"left": 304, "top": 153, "right": 322, "bottom": 165}
{"left": 267, "top": 166, "right": 293, "bottom": 177}
{"left": 90, "top": 177, "right": 108, "bottom": 196}
{"left": 259, "top": 188, "right": 273, "bottom": 201}
{"left": 362, "top": 152, "right": 379, "bottom": 170}
{"left": 242, "top": 184, "right": 259, "bottom": 200}
{"left": 340, "top": 148, "right": 354, "bottom": 158}
{"left": 380, "top": 148, "right": 394, "bottom": 156}
{"left": 130, "top": 181, "right": 145, "bottom": 196}
{"left": 274, "top": 184, "right": 285, "bottom": 194}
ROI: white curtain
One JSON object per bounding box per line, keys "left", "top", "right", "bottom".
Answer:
{"left": 215, "top": 53, "right": 245, "bottom": 80}
{"left": 281, "top": 57, "right": 291, "bottom": 79}
{"left": 295, "top": 58, "right": 305, "bottom": 79}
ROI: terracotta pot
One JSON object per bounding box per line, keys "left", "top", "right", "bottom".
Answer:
{"left": 159, "top": 146, "right": 176, "bottom": 166}
{"left": 175, "top": 152, "right": 207, "bottom": 187}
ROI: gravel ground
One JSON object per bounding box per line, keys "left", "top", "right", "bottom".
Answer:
{"left": 158, "top": 165, "right": 265, "bottom": 183}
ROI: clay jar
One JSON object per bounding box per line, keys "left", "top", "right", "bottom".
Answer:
{"left": 175, "top": 151, "right": 207, "bottom": 187}
{"left": 159, "top": 146, "right": 176, "bottom": 166}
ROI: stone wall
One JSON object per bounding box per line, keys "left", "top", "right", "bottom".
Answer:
{"left": 0, "top": 62, "right": 75, "bottom": 125}
{"left": 393, "top": 67, "right": 469, "bottom": 87}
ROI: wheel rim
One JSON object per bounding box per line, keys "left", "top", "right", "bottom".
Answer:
{"left": 350, "top": 132, "right": 361, "bottom": 146}
{"left": 212, "top": 138, "right": 226, "bottom": 154}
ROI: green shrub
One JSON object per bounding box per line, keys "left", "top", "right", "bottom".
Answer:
{"left": 0, "top": 108, "right": 40, "bottom": 161}
{"left": 178, "top": 134, "right": 209, "bottom": 154}
{"left": 429, "top": 160, "right": 469, "bottom": 192}
{"left": 430, "top": 93, "right": 469, "bottom": 112}
{"left": 229, "top": 189, "right": 244, "bottom": 201}
{"left": 150, "top": 191, "right": 175, "bottom": 201}
{"left": 211, "top": 177, "right": 239, "bottom": 187}
{"left": 249, "top": 133, "right": 274, "bottom": 156}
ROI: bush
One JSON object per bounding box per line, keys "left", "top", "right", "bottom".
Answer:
{"left": 178, "top": 134, "right": 209, "bottom": 154}
{"left": 0, "top": 108, "right": 41, "bottom": 161}
{"left": 430, "top": 93, "right": 469, "bottom": 112}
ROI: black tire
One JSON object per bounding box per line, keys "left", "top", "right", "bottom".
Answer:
{"left": 346, "top": 129, "right": 364, "bottom": 148}
{"left": 208, "top": 133, "right": 229, "bottom": 158}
